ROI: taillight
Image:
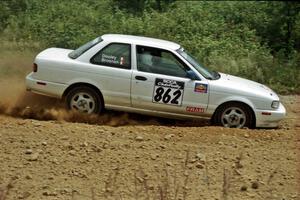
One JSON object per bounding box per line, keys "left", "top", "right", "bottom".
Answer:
{"left": 33, "top": 63, "right": 38, "bottom": 72}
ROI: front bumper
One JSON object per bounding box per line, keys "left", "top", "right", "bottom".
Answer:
{"left": 255, "top": 103, "right": 286, "bottom": 128}
{"left": 26, "top": 72, "right": 68, "bottom": 98}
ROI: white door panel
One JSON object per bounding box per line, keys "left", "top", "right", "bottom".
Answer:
{"left": 77, "top": 62, "right": 132, "bottom": 106}
{"left": 95, "top": 67, "right": 132, "bottom": 106}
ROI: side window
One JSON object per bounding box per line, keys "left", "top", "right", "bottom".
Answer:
{"left": 91, "top": 43, "right": 131, "bottom": 69}
{"left": 136, "top": 45, "right": 189, "bottom": 78}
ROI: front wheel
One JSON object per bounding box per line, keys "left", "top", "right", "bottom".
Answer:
{"left": 66, "top": 86, "right": 102, "bottom": 114}
{"left": 214, "top": 103, "right": 253, "bottom": 128}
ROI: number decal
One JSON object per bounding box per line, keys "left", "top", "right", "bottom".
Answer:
{"left": 170, "top": 89, "right": 182, "bottom": 104}
{"left": 154, "top": 87, "right": 164, "bottom": 102}
{"left": 152, "top": 78, "right": 184, "bottom": 106}
{"left": 162, "top": 88, "right": 171, "bottom": 103}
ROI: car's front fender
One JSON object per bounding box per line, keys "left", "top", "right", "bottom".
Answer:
{"left": 207, "top": 91, "right": 256, "bottom": 115}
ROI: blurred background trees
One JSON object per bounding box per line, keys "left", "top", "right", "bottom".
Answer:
{"left": 0, "top": 0, "right": 299, "bottom": 93}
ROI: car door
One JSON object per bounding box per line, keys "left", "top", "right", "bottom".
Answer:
{"left": 131, "top": 45, "right": 209, "bottom": 116}
{"left": 89, "top": 42, "right": 132, "bottom": 107}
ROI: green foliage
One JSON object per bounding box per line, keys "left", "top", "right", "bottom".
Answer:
{"left": 0, "top": 0, "right": 299, "bottom": 94}
{"left": 112, "top": 0, "right": 175, "bottom": 14}
{"left": 0, "top": 0, "right": 27, "bottom": 30}
{"left": 216, "top": 1, "right": 300, "bottom": 56}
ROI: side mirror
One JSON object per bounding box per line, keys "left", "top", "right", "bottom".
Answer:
{"left": 186, "top": 70, "right": 199, "bottom": 80}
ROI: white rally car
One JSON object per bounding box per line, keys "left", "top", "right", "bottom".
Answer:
{"left": 26, "top": 34, "right": 286, "bottom": 128}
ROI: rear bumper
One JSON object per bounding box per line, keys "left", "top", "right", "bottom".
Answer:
{"left": 26, "top": 72, "right": 68, "bottom": 98}
{"left": 255, "top": 103, "right": 286, "bottom": 128}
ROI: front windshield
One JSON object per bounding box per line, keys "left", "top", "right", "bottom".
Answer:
{"left": 69, "top": 37, "right": 103, "bottom": 59}
{"left": 176, "top": 48, "right": 219, "bottom": 80}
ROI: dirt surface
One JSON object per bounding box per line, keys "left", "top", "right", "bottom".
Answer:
{"left": 0, "top": 93, "right": 299, "bottom": 200}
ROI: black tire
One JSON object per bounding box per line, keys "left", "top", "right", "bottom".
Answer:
{"left": 65, "top": 86, "right": 103, "bottom": 114}
{"left": 214, "top": 102, "right": 253, "bottom": 128}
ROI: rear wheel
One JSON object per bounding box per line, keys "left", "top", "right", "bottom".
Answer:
{"left": 214, "top": 103, "right": 253, "bottom": 128}
{"left": 66, "top": 86, "right": 102, "bottom": 114}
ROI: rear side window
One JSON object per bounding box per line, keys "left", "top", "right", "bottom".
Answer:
{"left": 90, "top": 43, "right": 131, "bottom": 69}
{"left": 69, "top": 37, "right": 102, "bottom": 59}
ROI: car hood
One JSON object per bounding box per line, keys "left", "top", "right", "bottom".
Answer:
{"left": 210, "top": 73, "right": 279, "bottom": 100}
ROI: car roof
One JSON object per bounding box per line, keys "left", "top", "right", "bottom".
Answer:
{"left": 101, "top": 34, "right": 181, "bottom": 50}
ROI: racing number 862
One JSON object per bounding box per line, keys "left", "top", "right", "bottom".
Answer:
{"left": 153, "top": 87, "right": 182, "bottom": 105}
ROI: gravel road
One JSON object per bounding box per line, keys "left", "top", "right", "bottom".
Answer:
{"left": 0, "top": 95, "right": 299, "bottom": 200}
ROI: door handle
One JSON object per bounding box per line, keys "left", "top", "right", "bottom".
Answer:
{"left": 135, "top": 76, "right": 147, "bottom": 81}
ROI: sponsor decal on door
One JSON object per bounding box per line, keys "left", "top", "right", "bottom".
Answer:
{"left": 152, "top": 78, "right": 184, "bottom": 106}
{"left": 186, "top": 106, "right": 205, "bottom": 113}
{"left": 194, "top": 83, "right": 208, "bottom": 93}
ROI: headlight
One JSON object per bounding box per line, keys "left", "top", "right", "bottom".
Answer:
{"left": 271, "top": 101, "right": 280, "bottom": 109}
